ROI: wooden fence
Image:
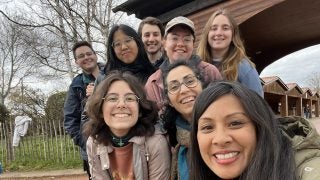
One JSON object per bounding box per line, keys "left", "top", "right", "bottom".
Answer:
{"left": 0, "top": 116, "right": 81, "bottom": 166}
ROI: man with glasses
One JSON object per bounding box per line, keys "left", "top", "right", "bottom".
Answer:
{"left": 145, "top": 16, "right": 222, "bottom": 111}
{"left": 63, "top": 41, "right": 104, "bottom": 179}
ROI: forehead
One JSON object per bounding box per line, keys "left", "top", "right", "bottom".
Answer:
{"left": 113, "top": 30, "right": 129, "bottom": 40}
{"left": 75, "top": 46, "right": 92, "bottom": 54}
{"left": 167, "top": 25, "right": 193, "bottom": 36}
{"left": 212, "top": 14, "right": 231, "bottom": 25}
{"left": 108, "top": 80, "right": 133, "bottom": 93}
{"left": 166, "top": 65, "right": 195, "bottom": 81}
{"left": 142, "top": 24, "right": 161, "bottom": 33}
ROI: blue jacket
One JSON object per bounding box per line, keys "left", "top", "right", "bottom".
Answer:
{"left": 63, "top": 64, "right": 104, "bottom": 160}
{"left": 238, "top": 59, "right": 264, "bottom": 97}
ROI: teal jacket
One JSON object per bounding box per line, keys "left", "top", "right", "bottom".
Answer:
{"left": 279, "top": 116, "right": 320, "bottom": 180}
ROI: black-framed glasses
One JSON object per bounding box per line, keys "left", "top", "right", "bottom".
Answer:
{"left": 112, "top": 36, "right": 134, "bottom": 49}
{"left": 102, "top": 93, "right": 140, "bottom": 105}
{"left": 167, "top": 74, "right": 199, "bottom": 94}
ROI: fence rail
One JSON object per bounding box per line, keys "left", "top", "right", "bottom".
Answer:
{"left": 0, "top": 117, "right": 81, "bottom": 167}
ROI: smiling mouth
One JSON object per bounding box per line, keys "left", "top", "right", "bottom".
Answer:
{"left": 180, "top": 96, "right": 195, "bottom": 104}
{"left": 113, "top": 113, "right": 130, "bottom": 118}
{"left": 214, "top": 152, "right": 239, "bottom": 160}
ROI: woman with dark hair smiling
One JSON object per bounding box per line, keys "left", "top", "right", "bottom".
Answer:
{"left": 105, "top": 24, "right": 156, "bottom": 85}
{"left": 161, "top": 60, "right": 208, "bottom": 180}
{"left": 190, "top": 81, "right": 320, "bottom": 180}
{"left": 83, "top": 71, "right": 170, "bottom": 180}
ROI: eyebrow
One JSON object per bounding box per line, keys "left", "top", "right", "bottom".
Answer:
{"left": 199, "top": 112, "right": 247, "bottom": 121}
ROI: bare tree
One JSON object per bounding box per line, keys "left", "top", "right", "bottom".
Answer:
{"left": 307, "top": 72, "right": 320, "bottom": 93}
{"left": 0, "top": 17, "right": 38, "bottom": 105}
{"left": 0, "top": 0, "right": 125, "bottom": 80}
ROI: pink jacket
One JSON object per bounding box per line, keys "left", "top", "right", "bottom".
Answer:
{"left": 145, "top": 56, "right": 222, "bottom": 110}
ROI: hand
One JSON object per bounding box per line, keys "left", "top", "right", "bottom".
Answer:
{"left": 86, "top": 82, "right": 94, "bottom": 97}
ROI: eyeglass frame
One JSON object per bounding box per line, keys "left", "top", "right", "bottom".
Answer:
{"left": 111, "top": 36, "right": 135, "bottom": 49}
{"left": 102, "top": 93, "right": 140, "bottom": 105}
{"left": 75, "top": 51, "right": 95, "bottom": 60}
{"left": 166, "top": 74, "right": 200, "bottom": 94}
{"left": 166, "top": 34, "right": 194, "bottom": 44}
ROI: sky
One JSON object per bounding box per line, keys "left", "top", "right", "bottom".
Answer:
{"left": 260, "top": 44, "right": 320, "bottom": 88}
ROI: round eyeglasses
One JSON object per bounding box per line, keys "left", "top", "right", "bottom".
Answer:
{"left": 102, "top": 93, "right": 140, "bottom": 105}
{"left": 167, "top": 75, "right": 199, "bottom": 94}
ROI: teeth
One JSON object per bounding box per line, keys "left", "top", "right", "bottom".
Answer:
{"left": 215, "top": 152, "right": 238, "bottom": 159}
{"left": 114, "top": 114, "right": 129, "bottom": 118}
{"left": 181, "top": 96, "right": 194, "bottom": 104}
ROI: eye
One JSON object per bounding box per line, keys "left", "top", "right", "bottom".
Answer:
{"left": 77, "top": 54, "right": 85, "bottom": 59}
{"left": 144, "top": 33, "right": 150, "bottom": 38}
{"left": 168, "top": 82, "right": 180, "bottom": 92}
{"left": 210, "top": 26, "right": 217, "bottom": 31}
{"left": 198, "top": 124, "right": 214, "bottom": 133}
{"left": 125, "top": 94, "right": 138, "bottom": 102}
{"left": 105, "top": 95, "right": 119, "bottom": 102}
{"left": 125, "top": 38, "right": 133, "bottom": 44}
{"left": 113, "top": 41, "right": 121, "bottom": 48}
{"left": 223, "top": 25, "right": 231, "bottom": 31}
{"left": 229, "top": 120, "right": 244, "bottom": 128}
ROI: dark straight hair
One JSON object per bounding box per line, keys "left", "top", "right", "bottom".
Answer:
{"left": 190, "top": 81, "right": 296, "bottom": 180}
{"left": 105, "top": 24, "right": 155, "bottom": 84}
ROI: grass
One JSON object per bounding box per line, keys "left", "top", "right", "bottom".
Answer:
{"left": 0, "top": 135, "right": 83, "bottom": 172}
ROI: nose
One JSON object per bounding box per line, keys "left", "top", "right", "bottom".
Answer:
{"left": 149, "top": 34, "right": 155, "bottom": 41}
{"left": 212, "top": 127, "right": 232, "bottom": 146}
{"left": 116, "top": 98, "right": 127, "bottom": 108}
{"left": 179, "top": 83, "right": 190, "bottom": 93}
{"left": 120, "top": 42, "right": 128, "bottom": 50}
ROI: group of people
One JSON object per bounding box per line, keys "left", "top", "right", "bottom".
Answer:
{"left": 63, "top": 9, "right": 320, "bottom": 180}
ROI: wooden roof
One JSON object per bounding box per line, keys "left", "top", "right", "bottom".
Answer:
{"left": 114, "top": 0, "right": 320, "bottom": 73}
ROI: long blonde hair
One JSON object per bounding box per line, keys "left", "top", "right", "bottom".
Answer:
{"left": 197, "top": 9, "right": 255, "bottom": 81}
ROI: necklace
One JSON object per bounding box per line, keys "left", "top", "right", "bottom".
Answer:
{"left": 111, "top": 134, "right": 132, "bottom": 147}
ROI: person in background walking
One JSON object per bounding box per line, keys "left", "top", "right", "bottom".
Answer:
{"left": 138, "top": 16, "right": 165, "bottom": 69}
{"left": 197, "top": 9, "right": 263, "bottom": 97}
{"left": 64, "top": 41, "right": 104, "bottom": 179}
{"left": 83, "top": 71, "right": 170, "bottom": 180}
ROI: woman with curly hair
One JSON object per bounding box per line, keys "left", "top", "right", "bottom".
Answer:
{"left": 83, "top": 71, "right": 170, "bottom": 180}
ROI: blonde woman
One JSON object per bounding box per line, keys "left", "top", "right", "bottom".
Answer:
{"left": 197, "top": 9, "right": 263, "bottom": 97}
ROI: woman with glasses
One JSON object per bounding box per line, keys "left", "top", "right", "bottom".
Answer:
{"left": 83, "top": 71, "right": 170, "bottom": 180}
{"left": 161, "top": 60, "right": 208, "bottom": 180}
{"left": 197, "top": 9, "right": 263, "bottom": 97}
{"left": 105, "top": 24, "right": 156, "bottom": 85}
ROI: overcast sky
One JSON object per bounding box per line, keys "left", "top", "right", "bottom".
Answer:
{"left": 260, "top": 44, "right": 320, "bottom": 88}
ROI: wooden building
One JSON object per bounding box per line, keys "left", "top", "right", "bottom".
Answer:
{"left": 114, "top": 0, "right": 320, "bottom": 72}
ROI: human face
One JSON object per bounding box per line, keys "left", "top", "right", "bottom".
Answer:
{"left": 141, "top": 24, "right": 163, "bottom": 55}
{"left": 112, "top": 30, "right": 139, "bottom": 64}
{"left": 75, "top": 46, "right": 98, "bottom": 73}
{"left": 166, "top": 65, "right": 202, "bottom": 122}
{"left": 102, "top": 80, "right": 139, "bottom": 137}
{"left": 208, "top": 15, "right": 233, "bottom": 57}
{"left": 164, "top": 26, "right": 194, "bottom": 63}
{"left": 197, "top": 94, "right": 256, "bottom": 179}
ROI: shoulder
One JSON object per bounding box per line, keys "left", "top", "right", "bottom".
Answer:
{"left": 146, "top": 69, "right": 162, "bottom": 85}
{"left": 297, "top": 157, "right": 320, "bottom": 180}
{"left": 198, "top": 61, "right": 222, "bottom": 80}
{"left": 70, "top": 74, "right": 84, "bottom": 87}
{"left": 238, "top": 58, "right": 254, "bottom": 69}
